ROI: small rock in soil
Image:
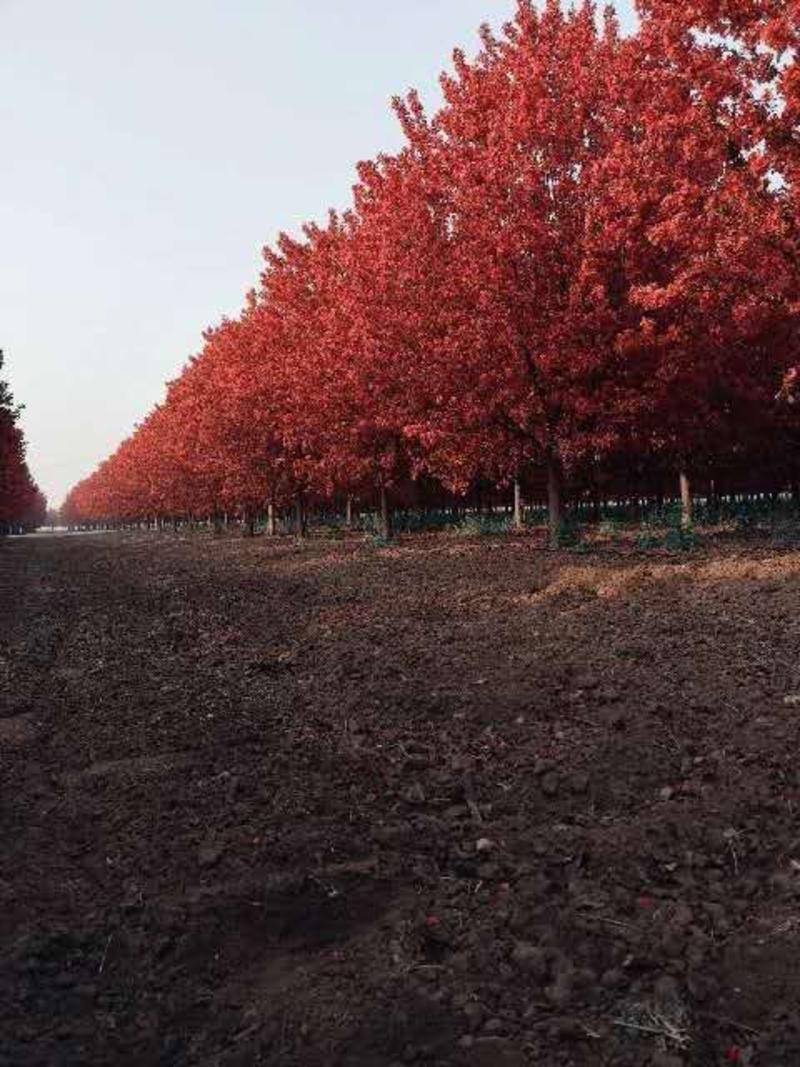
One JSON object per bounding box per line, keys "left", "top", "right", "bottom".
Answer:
{"left": 0, "top": 713, "right": 38, "bottom": 745}
{"left": 541, "top": 773, "right": 560, "bottom": 797}
{"left": 198, "top": 840, "right": 224, "bottom": 868}
{"left": 511, "top": 942, "right": 548, "bottom": 978}
{"left": 467, "top": 1037, "right": 527, "bottom": 1067}
{"left": 404, "top": 782, "right": 426, "bottom": 805}
{"left": 477, "top": 863, "right": 501, "bottom": 880}
{"left": 549, "top": 1017, "right": 582, "bottom": 1040}
{"left": 651, "top": 1054, "right": 685, "bottom": 1067}
{"left": 545, "top": 972, "right": 573, "bottom": 1009}
{"left": 601, "top": 967, "right": 623, "bottom": 989}
{"left": 463, "top": 1002, "right": 485, "bottom": 1030}
{"left": 576, "top": 673, "right": 600, "bottom": 690}
{"left": 672, "top": 904, "right": 693, "bottom": 927}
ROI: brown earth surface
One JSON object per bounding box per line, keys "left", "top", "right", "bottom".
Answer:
{"left": 2, "top": 530, "right": 800, "bottom": 1067}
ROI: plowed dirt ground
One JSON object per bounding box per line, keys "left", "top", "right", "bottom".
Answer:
{"left": 3, "top": 530, "right": 800, "bottom": 1067}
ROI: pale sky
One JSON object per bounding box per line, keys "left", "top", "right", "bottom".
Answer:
{"left": 1, "top": 0, "right": 637, "bottom": 506}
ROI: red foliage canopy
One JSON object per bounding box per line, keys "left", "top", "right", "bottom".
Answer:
{"left": 0, "top": 352, "right": 46, "bottom": 533}
{"left": 63, "top": 1, "right": 800, "bottom": 533}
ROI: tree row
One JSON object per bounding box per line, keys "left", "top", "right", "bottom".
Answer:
{"left": 63, "top": 1, "right": 800, "bottom": 543}
{"left": 0, "top": 351, "right": 46, "bottom": 535}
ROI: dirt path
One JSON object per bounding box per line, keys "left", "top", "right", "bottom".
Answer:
{"left": 2, "top": 531, "right": 800, "bottom": 1066}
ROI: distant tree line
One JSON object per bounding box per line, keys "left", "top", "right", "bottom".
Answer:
{"left": 0, "top": 350, "right": 46, "bottom": 535}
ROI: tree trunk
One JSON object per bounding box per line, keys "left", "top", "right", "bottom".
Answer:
{"left": 679, "top": 471, "right": 692, "bottom": 529}
{"left": 547, "top": 456, "right": 563, "bottom": 548}
{"left": 266, "top": 500, "right": 276, "bottom": 537}
{"left": 243, "top": 509, "right": 255, "bottom": 537}
{"left": 294, "top": 494, "right": 307, "bottom": 538}
{"left": 345, "top": 495, "right": 353, "bottom": 529}
{"left": 512, "top": 478, "right": 523, "bottom": 530}
{"left": 591, "top": 488, "right": 602, "bottom": 524}
{"left": 379, "top": 486, "right": 393, "bottom": 541}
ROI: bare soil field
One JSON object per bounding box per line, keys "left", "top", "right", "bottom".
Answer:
{"left": 2, "top": 530, "right": 800, "bottom": 1067}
